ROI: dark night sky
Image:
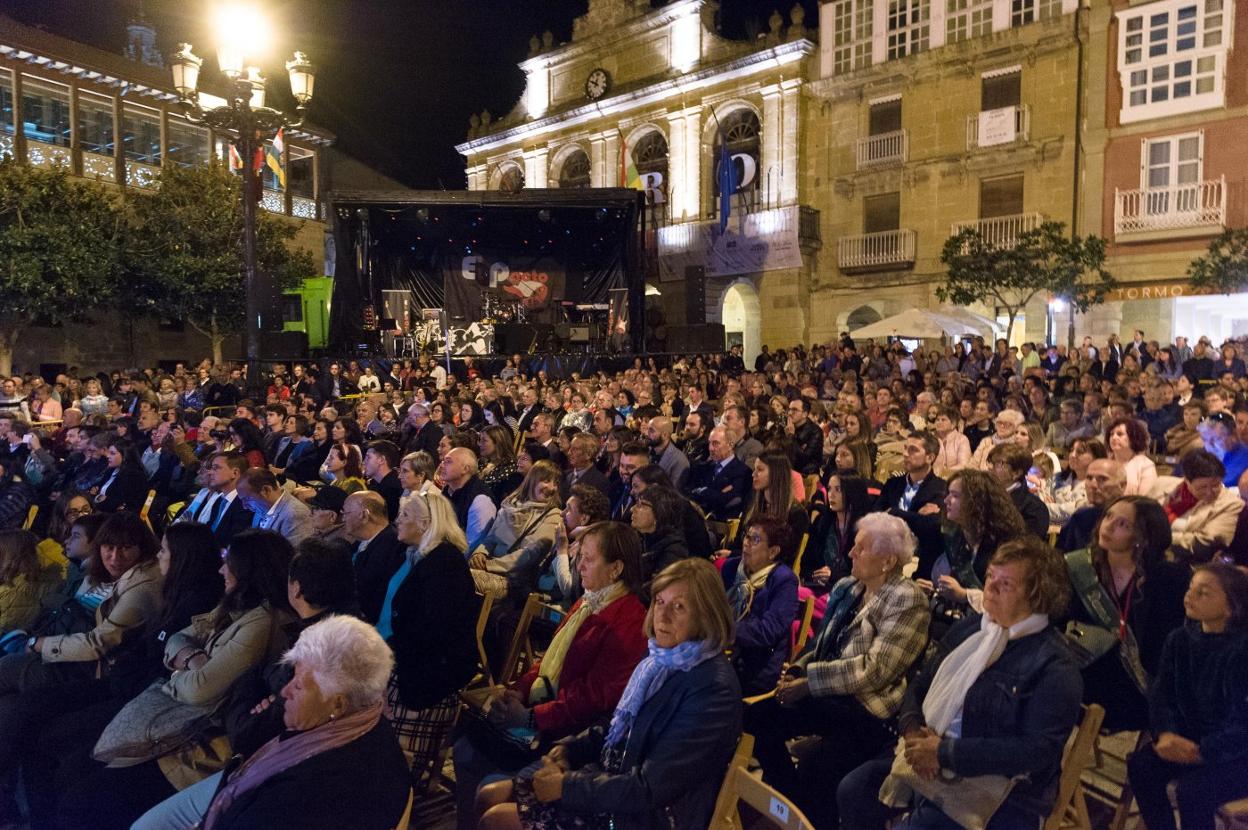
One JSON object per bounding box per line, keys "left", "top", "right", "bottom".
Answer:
{"left": 6, "top": 0, "right": 817, "bottom": 189}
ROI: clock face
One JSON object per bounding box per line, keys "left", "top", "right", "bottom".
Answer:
{"left": 585, "top": 68, "right": 610, "bottom": 100}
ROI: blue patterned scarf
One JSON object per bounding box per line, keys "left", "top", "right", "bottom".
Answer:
{"left": 605, "top": 638, "right": 719, "bottom": 747}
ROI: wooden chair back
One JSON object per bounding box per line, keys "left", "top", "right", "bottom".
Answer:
{"left": 467, "top": 590, "right": 497, "bottom": 688}
{"left": 22, "top": 505, "right": 37, "bottom": 531}
{"left": 790, "top": 533, "right": 810, "bottom": 578}
{"left": 709, "top": 733, "right": 755, "bottom": 827}
{"left": 1043, "top": 703, "right": 1105, "bottom": 830}
{"left": 498, "top": 592, "right": 543, "bottom": 686}
{"left": 790, "top": 595, "right": 816, "bottom": 662}
{"left": 712, "top": 733, "right": 815, "bottom": 829}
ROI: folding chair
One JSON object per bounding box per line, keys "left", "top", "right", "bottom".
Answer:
{"left": 465, "top": 590, "right": 498, "bottom": 689}
{"left": 498, "top": 592, "right": 544, "bottom": 687}
{"left": 22, "top": 505, "right": 37, "bottom": 531}
{"left": 713, "top": 735, "right": 816, "bottom": 829}
{"left": 790, "top": 596, "right": 816, "bottom": 662}
{"left": 1044, "top": 704, "right": 1105, "bottom": 830}
{"left": 709, "top": 734, "right": 756, "bottom": 827}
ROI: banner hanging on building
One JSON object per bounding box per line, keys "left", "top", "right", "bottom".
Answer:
{"left": 656, "top": 205, "right": 805, "bottom": 281}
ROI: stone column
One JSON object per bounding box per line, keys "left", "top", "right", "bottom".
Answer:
{"left": 665, "top": 111, "right": 688, "bottom": 219}
{"left": 681, "top": 105, "right": 703, "bottom": 221}
{"left": 778, "top": 80, "right": 801, "bottom": 207}
{"left": 761, "top": 85, "right": 782, "bottom": 210}
{"left": 524, "top": 146, "right": 549, "bottom": 188}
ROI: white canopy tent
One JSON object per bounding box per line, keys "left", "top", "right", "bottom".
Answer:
{"left": 850, "top": 307, "right": 997, "bottom": 340}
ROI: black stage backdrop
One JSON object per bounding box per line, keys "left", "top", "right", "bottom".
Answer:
{"left": 328, "top": 189, "right": 646, "bottom": 354}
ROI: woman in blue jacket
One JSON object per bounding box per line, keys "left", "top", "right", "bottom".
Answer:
{"left": 720, "top": 515, "right": 798, "bottom": 695}
{"left": 1127, "top": 563, "right": 1248, "bottom": 830}
{"left": 838, "top": 538, "right": 1083, "bottom": 830}
{"left": 477, "top": 558, "right": 742, "bottom": 830}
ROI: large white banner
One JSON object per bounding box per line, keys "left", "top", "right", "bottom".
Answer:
{"left": 656, "top": 206, "right": 805, "bottom": 281}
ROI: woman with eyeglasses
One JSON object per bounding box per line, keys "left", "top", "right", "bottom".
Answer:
{"left": 720, "top": 516, "right": 799, "bottom": 695}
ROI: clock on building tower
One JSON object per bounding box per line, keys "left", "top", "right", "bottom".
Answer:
{"left": 585, "top": 68, "right": 611, "bottom": 100}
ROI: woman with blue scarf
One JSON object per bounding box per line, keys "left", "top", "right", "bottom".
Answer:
{"left": 477, "top": 558, "right": 742, "bottom": 830}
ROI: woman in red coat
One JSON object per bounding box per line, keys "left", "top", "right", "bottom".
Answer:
{"left": 453, "top": 521, "right": 648, "bottom": 830}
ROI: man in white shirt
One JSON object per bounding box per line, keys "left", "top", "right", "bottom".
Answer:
{"left": 175, "top": 451, "right": 254, "bottom": 546}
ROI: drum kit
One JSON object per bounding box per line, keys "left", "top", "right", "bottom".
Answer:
{"left": 482, "top": 292, "right": 527, "bottom": 324}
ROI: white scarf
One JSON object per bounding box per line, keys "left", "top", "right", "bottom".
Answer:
{"left": 922, "top": 612, "right": 1049, "bottom": 736}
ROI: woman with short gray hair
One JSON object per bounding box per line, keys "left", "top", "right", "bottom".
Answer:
{"left": 189, "top": 615, "right": 411, "bottom": 830}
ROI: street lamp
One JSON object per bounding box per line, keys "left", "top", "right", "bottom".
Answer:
{"left": 169, "top": 7, "right": 316, "bottom": 394}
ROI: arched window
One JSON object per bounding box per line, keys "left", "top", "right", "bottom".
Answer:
{"left": 712, "top": 109, "right": 761, "bottom": 218}
{"left": 631, "top": 131, "right": 669, "bottom": 223}
{"left": 558, "top": 148, "right": 591, "bottom": 189}
{"left": 499, "top": 164, "right": 525, "bottom": 193}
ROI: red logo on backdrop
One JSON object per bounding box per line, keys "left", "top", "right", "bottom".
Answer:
{"left": 502, "top": 271, "right": 550, "bottom": 308}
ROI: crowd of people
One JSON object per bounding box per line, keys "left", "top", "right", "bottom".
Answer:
{"left": 0, "top": 330, "right": 1245, "bottom": 830}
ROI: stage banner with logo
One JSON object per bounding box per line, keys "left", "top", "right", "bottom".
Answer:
{"left": 443, "top": 254, "right": 567, "bottom": 324}
{"left": 656, "top": 206, "right": 805, "bottom": 282}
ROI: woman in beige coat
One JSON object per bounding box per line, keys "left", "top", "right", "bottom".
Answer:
{"left": 1150, "top": 449, "right": 1245, "bottom": 563}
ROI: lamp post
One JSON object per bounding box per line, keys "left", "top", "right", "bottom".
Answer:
{"left": 168, "top": 9, "right": 315, "bottom": 394}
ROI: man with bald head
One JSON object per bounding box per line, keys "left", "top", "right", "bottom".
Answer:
{"left": 646, "top": 415, "right": 689, "bottom": 491}
{"left": 342, "top": 490, "right": 406, "bottom": 624}
{"left": 440, "top": 446, "right": 496, "bottom": 551}
{"left": 1057, "top": 458, "right": 1126, "bottom": 552}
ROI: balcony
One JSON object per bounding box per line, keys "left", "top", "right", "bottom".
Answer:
{"left": 951, "top": 212, "right": 1044, "bottom": 249}
{"left": 856, "top": 129, "right": 908, "bottom": 170}
{"left": 838, "top": 229, "right": 917, "bottom": 273}
{"left": 1114, "top": 177, "right": 1226, "bottom": 240}
{"left": 966, "top": 105, "right": 1030, "bottom": 151}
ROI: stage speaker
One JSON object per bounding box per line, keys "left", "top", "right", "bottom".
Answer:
{"left": 684, "top": 266, "right": 706, "bottom": 325}
{"left": 260, "top": 330, "right": 308, "bottom": 359}
{"left": 667, "top": 323, "right": 724, "bottom": 354}
{"left": 495, "top": 323, "right": 539, "bottom": 354}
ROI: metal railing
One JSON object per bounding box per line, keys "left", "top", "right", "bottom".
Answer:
{"left": 1114, "top": 176, "right": 1226, "bottom": 236}
{"left": 838, "top": 228, "right": 917, "bottom": 271}
{"left": 950, "top": 212, "right": 1044, "bottom": 248}
{"left": 966, "top": 104, "right": 1030, "bottom": 150}
{"left": 856, "top": 129, "right": 908, "bottom": 170}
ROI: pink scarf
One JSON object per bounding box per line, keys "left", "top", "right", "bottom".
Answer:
{"left": 200, "top": 701, "right": 384, "bottom": 830}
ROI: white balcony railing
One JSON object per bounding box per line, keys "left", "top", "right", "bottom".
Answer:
{"left": 856, "top": 129, "right": 908, "bottom": 170}
{"left": 1114, "top": 177, "right": 1226, "bottom": 237}
{"left": 838, "top": 229, "right": 917, "bottom": 271}
{"left": 966, "top": 104, "right": 1030, "bottom": 150}
{"left": 951, "top": 212, "right": 1044, "bottom": 248}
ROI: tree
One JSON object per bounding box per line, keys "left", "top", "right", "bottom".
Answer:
{"left": 126, "top": 163, "right": 316, "bottom": 364}
{"left": 937, "top": 220, "right": 1116, "bottom": 343}
{"left": 1187, "top": 228, "right": 1248, "bottom": 294}
{"left": 0, "top": 159, "right": 125, "bottom": 375}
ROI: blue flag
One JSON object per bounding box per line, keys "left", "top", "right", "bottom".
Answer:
{"left": 717, "top": 135, "right": 737, "bottom": 234}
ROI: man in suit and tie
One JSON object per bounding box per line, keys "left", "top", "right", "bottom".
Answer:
{"left": 174, "top": 450, "right": 254, "bottom": 547}
{"left": 236, "top": 467, "right": 312, "bottom": 547}
{"left": 560, "top": 432, "right": 611, "bottom": 502}
{"left": 364, "top": 440, "right": 404, "bottom": 521}
{"left": 874, "top": 431, "right": 948, "bottom": 579}
{"left": 531, "top": 413, "right": 566, "bottom": 471}
{"left": 342, "top": 491, "right": 406, "bottom": 625}
{"left": 686, "top": 427, "right": 752, "bottom": 521}
{"left": 514, "top": 387, "right": 542, "bottom": 438}
{"left": 403, "top": 403, "right": 443, "bottom": 458}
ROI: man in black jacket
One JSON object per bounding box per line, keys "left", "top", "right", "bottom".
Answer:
{"left": 875, "top": 432, "right": 947, "bottom": 579}
{"left": 787, "top": 396, "right": 824, "bottom": 476}
{"left": 514, "top": 387, "right": 543, "bottom": 437}
{"left": 402, "top": 403, "right": 443, "bottom": 458}
{"left": 560, "top": 433, "right": 611, "bottom": 502}
{"left": 364, "top": 440, "right": 403, "bottom": 521}
{"left": 316, "top": 361, "right": 359, "bottom": 401}
{"left": 987, "top": 443, "right": 1050, "bottom": 540}
{"left": 342, "top": 491, "right": 407, "bottom": 625}
{"left": 686, "top": 427, "right": 752, "bottom": 521}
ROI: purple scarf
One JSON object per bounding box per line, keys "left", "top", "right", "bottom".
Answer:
{"left": 200, "top": 701, "right": 384, "bottom": 830}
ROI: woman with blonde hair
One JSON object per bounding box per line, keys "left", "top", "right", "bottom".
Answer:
{"left": 382, "top": 491, "right": 478, "bottom": 780}
{"left": 469, "top": 461, "right": 563, "bottom": 598}
{"left": 478, "top": 558, "right": 742, "bottom": 830}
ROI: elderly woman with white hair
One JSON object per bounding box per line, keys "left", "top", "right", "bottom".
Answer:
{"left": 138, "top": 615, "right": 412, "bottom": 830}
{"left": 743, "top": 511, "right": 932, "bottom": 830}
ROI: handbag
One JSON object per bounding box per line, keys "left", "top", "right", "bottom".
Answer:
{"left": 457, "top": 687, "right": 543, "bottom": 771}
{"left": 880, "top": 737, "right": 1019, "bottom": 830}
{"left": 93, "top": 680, "right": 214, "bottom": 765}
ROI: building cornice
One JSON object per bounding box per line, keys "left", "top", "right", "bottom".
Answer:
{"left": 521, "top": 0, "right": 707, "bottom": 72}
{"left": 457, "top": 38, "right": 814, "bottom": 157}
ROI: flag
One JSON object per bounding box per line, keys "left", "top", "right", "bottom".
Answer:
{"left": 716, "top": 130, "right": 738, "bottom": 234}
{"left": 265, "top": 128, "right": 286, "bottom": 189}
{"left": 228, "top": 142, "right": 264, "bottom": 174}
